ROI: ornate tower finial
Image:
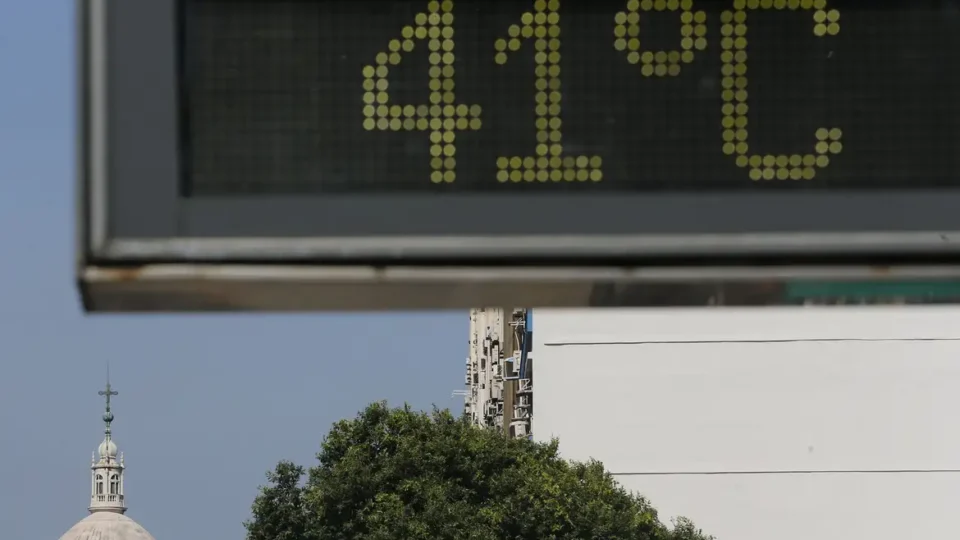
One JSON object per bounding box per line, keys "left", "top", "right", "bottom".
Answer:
{"left": 98, "top": 365, "right": 118, "bottom": 439}
{"left": 90, "top": 371, "right": 127, "bottom": 514}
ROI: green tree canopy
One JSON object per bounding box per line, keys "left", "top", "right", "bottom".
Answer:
{"left": 245, "top": 402, "right": 711, "bottom": 540}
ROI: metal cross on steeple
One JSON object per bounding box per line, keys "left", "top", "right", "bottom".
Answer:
{"left": 98, "top": 372, "right": 118, "bottom": 414}
{"left": 98, "top": 365, "right": 118, "bottom": 438}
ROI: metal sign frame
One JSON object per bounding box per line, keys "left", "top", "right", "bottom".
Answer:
{"left": 77, "top": 0, "right": 960, "bottom": 312}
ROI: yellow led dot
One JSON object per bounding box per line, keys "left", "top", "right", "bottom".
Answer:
{"left": 510, "top": 170, "right": 523, "bottom": 182}
{"left": 776, "top": 168, "right": 790, "bottom": 180}
{"left": 829, "top": 142, "right": 842, "bottom": 154}
{"left": 375, "top": 52, "right": 388, "bottom": 65}
{"left": 736, "top": 156, "right": 749, "bottom": 167}
{"left": 814, "top": 24, "right": 826, "bottom": 36}
{"left": 402, "top": 118, "right": 416, "bottom": 130}
{"left": 815, "top": 128, "right": 829, "bottom": 140}
{"left": 816, "top": 155, "right": 830, "bottom": 167}
{"left": 789, "top": 0, "right": 801, "bottom": 7}
{"left": 789, "top": 168, "right": 803, "bottom": 180}
{"left": 826, "top": 23, "right": 839, "bottom": 35}
{"left": 667, "top": 64, "right": 681, "bottom": 76}
{"left": 443, "top": 171, "right": 455, "bottom": 183}
{"left": 614, "top": 38, "right": 627, "bottom": 51}
{"left": 762, "top": 168, "right": 776, "bottom": 180}
{"left": 416, "top": 118, "right": 428, "bottom": 130}
{"left": 723, "top": 143, "right": 736, "bottom": 155}
{"left": 681, "top": 50, "right": 695, "bottom": 62}
{"left": 654, "top": 64, "right": 668, "bottom": 76}
{"left": 522, "top": 169, "right": 535, "bottom": 181}
{"left": 802, "top": 168, "right": 816, "bottom": 180}
{"left": 775, "top": 155, "right": 789, "bottom": 167}
{"left": 415, "top": 27, "right": 428, "bottom": 39}
{"left": 496, "top": 170, "right": 509, "bottom": 183}
{"left": 815, "top": 141, "right": 829, "bottom": 154}
{"left": 576, "top": 169, "right": 590, "bottom": 181}
{"left": 749, "top": 168, "right": 763, "bottom": 180}
{"left": 428, "top": 13, "right": 441, "bottom": 26}
{"left": 444, "top": 157, "right": 456, "bottom": 169}
{"left": 813, "top": 10, "right": 826, "bottom": 22}
{"left": 536, "top": 170, "right": 549, "bottom": 182}
{"left": 813, "top": 0, "right": 827, "bottom": 8}
{"left": 430, "top": 171, "right": 443, "bottom": 183}
{"left": 376, "top": 118, "right": 389, "bottom": 130}
{"left": 495, "top": 39, "right": 507, "bottom": 51}
{"left": 639, "top": 64, "right": 653, "bottom": 76}
{"left": 720, "top": 11, "right": 733, "bottom": 23}
{"left": 789, "top": 155, "right": 802, "bottom": 166}
{"left": 749, "top": 155, "right": 762, "bottom": 167}
{"left": 431, "top": 157, "right": 444, "bottom": 170}
{"left": 362, "top": 118, "right": 375, "bottom": 130}
{"left": 827, "top": 9, "right": 840, "bottom": 21}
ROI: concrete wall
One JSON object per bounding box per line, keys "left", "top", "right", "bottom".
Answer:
{"left": 531, "top": 307, "right": 960, "bottom": 540}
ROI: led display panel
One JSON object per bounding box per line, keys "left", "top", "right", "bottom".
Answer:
{"left": 181, "top": 0, "right": 960, "bottom": 195}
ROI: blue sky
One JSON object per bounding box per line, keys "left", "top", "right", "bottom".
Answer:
{"left": 0, "top": 2, "right": 467, "bottom": 538}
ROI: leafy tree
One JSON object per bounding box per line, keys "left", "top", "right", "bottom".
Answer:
{"left": 245, "top": 402, "right": 712, "bottom": 540}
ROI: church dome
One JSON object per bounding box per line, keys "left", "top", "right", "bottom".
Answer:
{"left": 98, "top": 438, "right": 118, "bottom": 459}
{"left": 60, "top": 377, "right": 157, "bottom": 540}
{"left": 58, "top": 512, "right": 155, "bottom": 540}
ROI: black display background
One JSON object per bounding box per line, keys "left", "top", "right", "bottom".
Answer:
{"left": 181, "top": 0, "right": 960, "bottom": 194}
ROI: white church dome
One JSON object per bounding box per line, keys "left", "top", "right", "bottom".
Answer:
{"left": 58, "top": 512, "right": 156, "bottom": 540}
{"left": 98, "top": 437, "right": 118, "bottom": 459}
{"left": 59, "top": 378, "right": 157, "bottom": 540}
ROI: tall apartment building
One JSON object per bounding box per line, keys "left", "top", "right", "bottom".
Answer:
{"left": 463, "top": 308, "right": 533, "bottom": 439}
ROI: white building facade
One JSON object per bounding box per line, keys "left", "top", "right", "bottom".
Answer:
{"left": 531, "top": 307, "right": 960, "bottom": 540}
